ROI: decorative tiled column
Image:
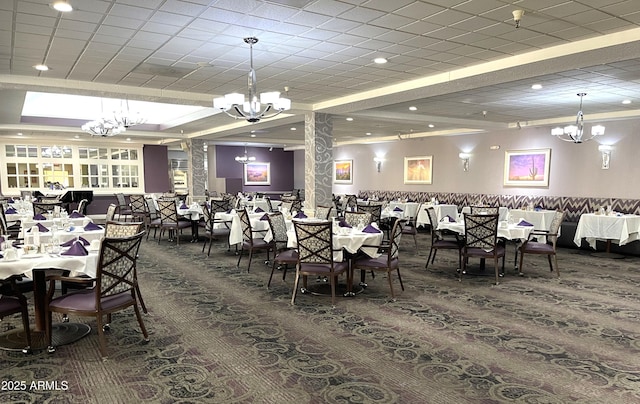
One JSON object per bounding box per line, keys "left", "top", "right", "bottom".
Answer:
{"left": 187, "top": 139, "right": 206, "bottom": 197}
{"left": 304, "top": 112, "right": 333, "bottom": 210}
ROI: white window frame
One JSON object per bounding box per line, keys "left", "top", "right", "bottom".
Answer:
{"left": 0, "top": 142, "right": 145, "bottom": 195}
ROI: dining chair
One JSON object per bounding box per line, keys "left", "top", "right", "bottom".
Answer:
{"left": 280, "top": 201, "right": 294, "bottom": 213}
{"left": 76, "top": 198, "right": 89, "bottom": 215}
{"left": 461, "top": 213, "right": 505, "bottom": 285}
{"left": 357, "top": 203, "right": 382, "bottom": 225}
{"left": 44, "top": 231, "right": 149, "bottom": 359}
{"left": 200, "top": 203, "right": 231, "bottom": 255}
{"left": 344, "top": 211, "right": 372, "bottom": 229}
{"left": 266, "top": 212, "right": 298, "bottom": 288}
{"left": 157, "top": 199, "right": 191, "bottom": 245}
{"left": 0, "top": 275, "right": 33, "bottom": 354}
{"left": 114, "top": 193, "right": 133, "bottom": 222}
{"left": 291, "top": 220, "right": 349, "bottom": 306}
{"left": 128, "top": 195, "right": 149, "bottom": 227}
{"left": 236, "top": 208, "right": 272, "bottom": 272}
{"left": 145, "top": 197, "right": 161, "bottom": 240}
{"left": 518, "top": 210, "right": 565, "bottom": 277}
{"left": 352, "top": 218, "right": 405, "bottom": 301}
{"left": 470, "top": 206, "right": 499, "bottom": 215}
{"left": 425, "top": 207, "right": 463, "bottom": 270}
{"left": 265, "top": 197, "right": 274, "bottom": 213}
{"left": 210, "top": 198, "right": 231, "bottom": 214}
{"left": 401, "top": 214, "right": 419, "bottom": 252}
{"left": 315, "top": 205, "right": 333, "bottom": 220}
{"left": 32, "top": 201, "right": 63, "bottom": 216}
{"left": 105, "top": 203, "right": 117, "bottom": 223}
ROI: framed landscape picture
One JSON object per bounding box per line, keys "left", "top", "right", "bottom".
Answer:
{"left": 404, "top": 156, "right": 432, "bottom": 184}
{"left": 244, "top": 162, "right": 270, "bottom": 185}
{"left": 333, "top": 160, "right": 353, "bottom": 184}
{"left": 503, "top": 149, "right": 551, "bottom": 187}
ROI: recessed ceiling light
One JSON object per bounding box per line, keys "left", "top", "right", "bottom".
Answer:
{"left": 126, "top": 137, "right": 131, "bottom": 141}
{"left": 409, "top": 106, "right": 417, "bottom": 111}
{"left": 622, "top": 99, "right": 632, "bottom": 104}
{"left": 33, "top": 64, "right": 49, "bottom": 71}
{"left": 74, "top": 135, "right": 79, "bottom": 139}
{"left": 428, "top": 124, "right": 435, "bottom": 128}
{"left": 250, "top": 134, "right": 256, "bottom": 138}
{"left": 531, "top": 84, "right": 542, "bottom": 90}
{"left": 346, "top": 117, "right": 353, "bottom": 121}
{"left": 373, "top": 57, "right": 388, "bottom": 64}
{"left": 365, "top": 132, "right": 371, "bottom": 136}
{"left": 17, "top": 132, "right": 23, "bottom": 136}
{"left": 290, "top": 127, "right": 296, "bottom": 130}
{"left": 51, "top": 1, "right": 73, "bottom": 12}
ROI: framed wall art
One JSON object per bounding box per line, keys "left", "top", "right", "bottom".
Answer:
{"left": 404, "top": 156, "right": 432, "bottom": 184}
{"left": 244, "top": 162, "right": 270, "bottom": 185}
{"left": 333, "top": 160, "right": 353, "bottom": 184}
{"left": 503, "top": 149, "right": 551, "bottom": 187}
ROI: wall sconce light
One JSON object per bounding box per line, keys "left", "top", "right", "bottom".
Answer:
{"left": 598, "top": 145, "right": 612, "bottom": 169}
{"left": 373, "top": 156, "right": 385, "bottom": 172}
{"left": 458, "top": 153, "right": 471, "bottom": 172}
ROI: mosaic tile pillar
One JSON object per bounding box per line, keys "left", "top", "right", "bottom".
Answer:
{"left": 187, "top": 139, "right": 206, "bottom": 197}
{"left": 304, "top": 112, "right": 333, "bottom": 210}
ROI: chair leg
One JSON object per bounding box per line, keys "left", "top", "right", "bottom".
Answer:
{"left": 425, "top": 247, "right": 434, "bottom": 269}
{"left": 20, "top": 306, "right": 32, "bottom": 353}
{"left": 553, "top": 254, "right": 560, "bottom": 277}
{"left": 133, "top": 302, "right": 149, "bottom": 342}
{"left": 247, "top": 249, "right": 254, "bottom": 272}
{"left": 329, "top": 274, "right": 336, "bottom": 306}
{"left": 207, "top": 239, "right": 213, "bottom": 256}
{"left": 494, "top": 257, "right": 500, "bottom": 285}
{"left": 268, "top": 260, "right": 277, "bottom": 288}
{"left": 95, "top": 314, "right": 108, "bottom": 359}
{"left": 519, "top": 249, "right": 525, "bottom": 276}
{"left": 291, "top": 269, "right": 301, "bottom": 305}
{"left": 136, "top": 286, "right": 148, "bottom": 314}
{"left": 201, "top": 239, "right": 207, "bottom": 253}
{"left": 547, "top": 254, "right": 553, "bottom": 272}
{"left": 396, "top": 268, "right": 404, "bottom": 291}
{"left": 236, "top": 248, "right": 244, "bottom": 267}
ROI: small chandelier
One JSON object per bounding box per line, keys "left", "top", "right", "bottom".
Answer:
{"left": 213, "top": 37, "right": 291, "bottom": 123}
{"left": 81, "top": 119, "right": 125, "bottom": 137}
{"left": 105, "top": 99, "right": 146, "bottom": 128}
{"left": 551, "top": 93, "right": 605, "bottom": 143}
{"left": 235, "top": 144, "right": 256, "bottom": 164}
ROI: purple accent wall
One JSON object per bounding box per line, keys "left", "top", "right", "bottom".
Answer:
{"left": 143, "top": 145, "right": 171, "bottom": 193}
{"left": 216, "top": 145, "right": 294, "bottom": 192}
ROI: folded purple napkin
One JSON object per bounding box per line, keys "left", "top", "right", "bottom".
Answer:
{"left": 69, "top": 211, "right": 84, "bottom": 218}
{"left": 362, "top": 224, "right": 381, "bottom": 233}
{"left": 254, "top": 207, "right": 264, "bottom": 213}
{"left": 7, "top": 198, "right": 14, "bottom": 203}
{"left": 442, "top": 215, "right": 455, "bottom": 222}
{"left": 61, "top": 241, "right": 88, "bottom": 256}
{"left": 260, "top": 213, "right": 269, "bottom": 221}
{"left": 247, "top": 196, "right": 253, "bottom": 201}
{"left": 33, "top": 213, "right": 47, "bottom": 220}
{"left": 294, "top": 211, "right": 307, "bottom": 219}
{"left": 5, "top": 207, "right": 17, "bottom": 214}
{"left": 393, "top": 207, "right": 403, "bottom": 212}
{"left": 84, "top": 222, "right": 103, "bottom": 231}
{"left": 60, "top": 237, "right": 89, "bottom": 247}
{"left": 226, "top": 209, "right": 233, "bottom": 214}
{"left": 517, "top": 220, "right": 534, "bottom": 226}
{"left": 363, "top": 197, "right": 368, "bottom": 201}
{"left": 29, "top": 223, "right": 49, "bottom": 232}
{"left": 179, "top": 203, "right": 188, "bottom": 209}
{"left": 338, "top": 220, "right": 352, "bottom": 228}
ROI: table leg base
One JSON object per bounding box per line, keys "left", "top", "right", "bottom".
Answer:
{"left": 0, "top": 323, "right": 91, "bottom": 352}
{"left": 590, "top": 252, "right": 626, "bottom": 259}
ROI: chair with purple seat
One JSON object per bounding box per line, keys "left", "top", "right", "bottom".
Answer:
{"left": 461, "top": 213, "right": 505, "bottom": 285}
{"left": 44, "top": 231, "right": 148, "bottom": 359}
{"left": 425, "top": 207, "right": 463, "bottom": 271}
{"left": 352, "top": 218, "right": 405, "bottom": 301}
{"left": 236, "top": 208, "right": 272, "bottom": 272}
{"left": 518, "top": 210, "right": 565, "bottom": 277}
{"left": 0, "top": 275, "right": 33, "bottom": 354}
{"left": 266, "top": 212, "right": 298, "bottom": 287}
{"left": 114, "top": 193, "right": 133, "bottom": 222}
{"left": 157, "top": 200, "right": 191, "bottom": 245}
{"left": 200, "top": 203, "right": 231, "bottom": 255}
{"left": 291, "top": 220, "right": 349, "bottom": 306}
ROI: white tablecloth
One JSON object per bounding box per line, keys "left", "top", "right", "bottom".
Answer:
{"left": 286, "top": 224, "right": 384, "bottom": 262}
{"left": 573, "top": 213, "right": 640, "bottom": 248}
{"left": 227, "top": 212, "right": 270, "bottom": 245}
{"left": 508, "top": 209, "right": 556, "bottom": 231}
{"left": 0, "top": 249, "right": 99, "bottom": 280}
{"left": 437, "top": 221, "right": 534, "bottom": 241}
{"left": 460, "top": 206, "right": 509, "bottom": 222}
{"left": 387, "top": 202, "right": 420, "bottom": 218}
{"left": 416, "top": 204, "right": 458, "bottom": 227}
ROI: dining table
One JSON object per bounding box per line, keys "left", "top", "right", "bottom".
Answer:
{"left": 0, "top": 244, "right": 100, "bottom": 351}
{"left": 438, "top": 218, "right": 535, "bottom": 272}
{"left": 387, "top": 201, "right": 420, "bottom": 219}
{"left": 177, "top": 203, "right": 204, "bottom": 242}
{"left": 416, "top": 204, "right": 458, "bottom": 227}
{"left": 573, "top": 212, "right": 640, "bottom": 257}
{"left": 225, "top": 210, "right": 271, "bottom": 246}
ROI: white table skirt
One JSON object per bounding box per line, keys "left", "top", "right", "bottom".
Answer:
{"left": 416, "top": 204, "right": 458, "bottom": 227}
{"left": 438, "top": 221, "right": 534, "bottom": 241}
{"left": 387, "top": 202, "right": 420, "bottom": 219}
{"left": 508, "top": 209, "right": 556, "bottom": 231}
{"left": 573, "top": 213, "right": 640, "bottom": 248}
{"left": 286, "top": 226, "right": 383, "bottom": 262}
{"left": 0, "top": 250, "right": 99, "bottom": 280}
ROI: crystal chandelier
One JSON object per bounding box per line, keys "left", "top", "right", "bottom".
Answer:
{"left": 213, "top": 37, "right": 291, "bottom": 123}
{"left": 235, "top": 144, "right": 256, "bottom": 164}
{"left": 551, "top": 93, "right": 605, "bottom": 143}
{"left": 105, "top": 99, "right": 146, "bottom": 128}
{"left": 81, "top": 119, "right": 125, "bottom": 137}
{"left": 81, "top": 98, "right": 145, "bottom": 137}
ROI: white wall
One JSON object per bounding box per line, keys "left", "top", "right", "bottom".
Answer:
{"left": 330, "top": 120, "right": 639, "bottom": 199}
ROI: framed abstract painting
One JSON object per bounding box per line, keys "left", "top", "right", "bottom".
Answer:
{"left": 333, "top": 160, "right": 353, "bottom": 184}
{"left": 404, "top": 156, "right": 432, "bottom": 184}
{"left": 244, "top": 162, "right": 270, "bottom": 185}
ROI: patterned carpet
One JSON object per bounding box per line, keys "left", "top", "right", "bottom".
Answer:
{"left": 1, "top": 232, "right": 640, "bottom": 403}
